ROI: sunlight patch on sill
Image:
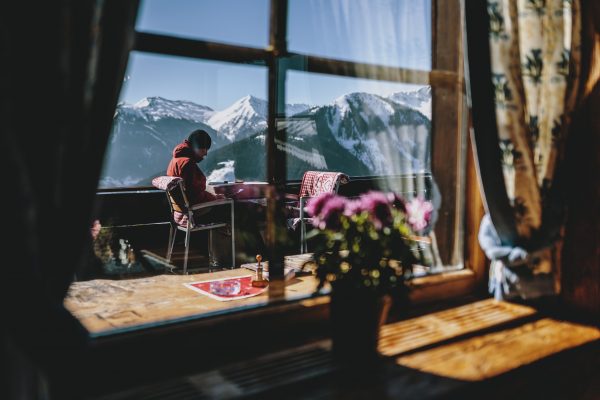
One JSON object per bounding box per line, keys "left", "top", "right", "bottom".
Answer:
{"left": 395, "top": 318, "right": 600, "bottom": 381}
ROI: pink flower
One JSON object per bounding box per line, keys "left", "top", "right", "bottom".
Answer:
{"left": 387, "top": 192, "right": 407, "bottom": 212}
{"left": 318, "top": 195, "right": 347, "bottom": 229}
{"left": 343, "top": 198, "right": 364, "bottom": 216}
{"left": 405, "top": 198, "right": 433, "bottom": 231}
{"left": 360, "top": 191, "right": 393, "bottom": 230}
{"left": 90, "top": 220, "right": 101, "bottom": 240}
{"left": 306, "top": 193, "right": 347, "bottom": 230}
{"left": 306, "top": 192, "right": 336, "bottom": 218}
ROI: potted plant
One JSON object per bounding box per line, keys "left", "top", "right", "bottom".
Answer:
{"left": 305, "top": 191, "right": 433, "bottom": 365}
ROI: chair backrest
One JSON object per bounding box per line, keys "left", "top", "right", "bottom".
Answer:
{"left": 298, "top": 171, "right": 350, "bottom": 198}
{"left": 152, "top": 176, "right": 190, "bottom": 215}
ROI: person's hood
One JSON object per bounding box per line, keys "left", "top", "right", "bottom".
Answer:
{"left": 173, "top": 140, "right": 201, "bottom": 162}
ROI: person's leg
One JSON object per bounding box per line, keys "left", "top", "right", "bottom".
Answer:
{"left": 193, "top": 202, "right": 265, "bottom": 268}
{"left": 193, "top": 207, "right": 229, "bottom": 268}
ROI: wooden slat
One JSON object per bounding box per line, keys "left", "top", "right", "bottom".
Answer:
{"left": 378, "top": 299, "right": 536, "bottom": 356}
{"left": 396, "top": 318, "right": 600, "bottom": 381}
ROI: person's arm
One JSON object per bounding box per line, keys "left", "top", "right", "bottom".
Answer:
{"left": 181, "top": 160, "right": 219, "bottom": 203}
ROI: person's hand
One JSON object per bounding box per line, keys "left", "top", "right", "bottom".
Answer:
{"left": 216, "top": 194, "right": 226, "bottom": 200}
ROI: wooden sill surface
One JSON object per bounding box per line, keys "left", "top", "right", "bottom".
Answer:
{"left": 66, "top": 267, "right": 479, "bottom": 338}
{"left": 92, "top": 299, "right": 600, "bottom": 399}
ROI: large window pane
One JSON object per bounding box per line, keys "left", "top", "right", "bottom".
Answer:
{"left": 100, "top": 52, "right": 268, "bottom": 188}
{"left": 284, "top": 70, "right": 431, "bottom": 180}
{"left": 67, "top": 0, "right": 464, "bottom": 339}
{"left": 136, "top": 0, "right": 269, "bottom": 48}
{"left": 288, "top": 0, "right": 432, "bottom": 70}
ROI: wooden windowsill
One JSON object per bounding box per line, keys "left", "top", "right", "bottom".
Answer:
{"left": 68, "top": 266, "right": 479, "bottom": 342}
{"left": 89, "top": 299, "right": 600, "bottom": 399}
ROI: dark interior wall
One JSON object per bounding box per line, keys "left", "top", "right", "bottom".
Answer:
{"left": 561, "top": 1, "right": 600, "bottom": 316}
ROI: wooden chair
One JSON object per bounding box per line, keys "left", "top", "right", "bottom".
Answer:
{"left": 152, "top": 176, "right": 235, "bottom": 274}
{"left": 288, "top": 171, "right": 349, "bottom": 253}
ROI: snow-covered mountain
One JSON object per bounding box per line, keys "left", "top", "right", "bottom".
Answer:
{"left": 119, "top": 96, "right": 215, "bottom": 123}
{"left": 207, "top": 95, "right": 310, "bottom": 141}
{"left": 203, "top": 90, "right": 432, "bottom": 182}
{"left": 101, "top": 87, "right": 431, "bottom": 187}
{"left": 302, "top": 91, "right": 431, "bottom": 175}
{"left": 387, "top": 86, "right": 432, "bottom": 120}
{"left": 101, "top": 103, "right": 221, "bottom": 188}
{"left": 207, "top": 95, "right": 267, "bottom": 142}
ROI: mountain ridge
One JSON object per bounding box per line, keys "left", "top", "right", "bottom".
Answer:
{"left": 102, "top": 88, "right": 432, "bottom": 188}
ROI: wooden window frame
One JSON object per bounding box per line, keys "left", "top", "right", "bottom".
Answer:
{"left": 99, "top": 0, "right": 486, "bottom": 311}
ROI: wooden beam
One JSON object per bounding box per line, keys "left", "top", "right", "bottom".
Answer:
{"left": 265, "top": 0, "right": 289, "bottom": 297}
{"left": 465, "top": 120, "right": 488, "bottom": 283}
{"left": 134, "top": 32, "right": 268, "bottom": 65}
{"left": 134, "top": 33, "right": 461, "bottom": 87}
{"left": 430, "top": 0, "right": 465, "bottom": 266}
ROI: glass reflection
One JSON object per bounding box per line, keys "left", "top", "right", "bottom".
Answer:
{"left": 289, "top": 0, "right": 432, "bottom": 69}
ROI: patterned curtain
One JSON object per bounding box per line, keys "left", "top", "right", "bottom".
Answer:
{"left": 487, "top": 0, "right": 581, "bottom": 239}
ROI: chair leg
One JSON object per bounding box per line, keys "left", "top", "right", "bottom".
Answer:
{"left": 167, "top": 224, "right": 176, "bottom": 262}
{"left": 300, "top": 219, "right": 305, "bottom": 254}
{"left": 230, "top": 203, "right": 235, "bottom": 269}
{"left": 183, "top": 228, "right": 191, "bottom": 275}
{"left": 208, "top": 230, "right": 220, "bottom": 269}
{"left": 299, "top": 200, "right": 306, "bottom": 254}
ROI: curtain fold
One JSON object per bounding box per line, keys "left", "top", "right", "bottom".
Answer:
{"left": 488, "top": 0, "right": 581, "bottom": 239}
{"left": 487, "top": 0, "right": 581, "bottom": 240}
{"left": 1, "top": 0, "right": 138, "bottom": 395}
{"left": 476, "top": 0, "right": 583, "bottom": 300}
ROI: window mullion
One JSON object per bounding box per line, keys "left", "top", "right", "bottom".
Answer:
{"left": 266, "top": 0, "right": 289, "bottom": 298}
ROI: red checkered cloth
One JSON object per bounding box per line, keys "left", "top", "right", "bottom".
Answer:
{"left": 288, "top": 171, "right": 349, "bottom": 231}
{"left": 298, "top": 171, "right": 349, "bottom": 198}
{"left": 152, "top": 176, "right": 183, "bottom": 192}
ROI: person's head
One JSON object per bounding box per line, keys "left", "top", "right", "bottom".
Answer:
{"left": 187, "top": 129, "right": 212, "bottom": 161}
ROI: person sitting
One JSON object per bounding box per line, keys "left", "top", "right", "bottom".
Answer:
{"left": 167, "top": 129, "right": 221, "bottom": 204}
{"left": 167, "top": 129, "right": 264, "bottom": 266}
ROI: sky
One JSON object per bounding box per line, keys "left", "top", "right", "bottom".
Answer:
{"left": 121, "top": 0, "right": 431, "bottom": 110}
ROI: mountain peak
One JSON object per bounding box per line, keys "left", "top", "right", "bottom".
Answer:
{"left": 239, "top": 94, "right": 260, "bottom": 102}
{"left": 332, "top": 92, "right": 395, "bottom": 119}
{"left": 207, "top": 95, "right": 268, "bottom": 142}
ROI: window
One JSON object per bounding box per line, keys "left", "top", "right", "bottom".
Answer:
{"left": 69, "top": 0, "right": 471, "bottom": 337}
{"left": 288, "top": 0, "right": 432, "bottom": 69}
{"left": 136, "top": 0, "right": 270, "bottom": 48}
{"left": 284, "top": 71, "right": 431, "bottom": 180}
{"left": 100, "top": 52, "right": 267, "bottom": 188}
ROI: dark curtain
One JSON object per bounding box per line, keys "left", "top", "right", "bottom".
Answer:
{"left": 0, "top": 0, "right": 138, "bottom": 398}
{"left": 561, "top": 1, "right": 600, "bottom": 315}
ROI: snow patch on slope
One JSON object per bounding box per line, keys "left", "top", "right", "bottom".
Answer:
{"left": 206, "top": 160, "right": 236, "bottom": 183}
{"left": 118, "top": 96, "right": 214, "bottom": 122}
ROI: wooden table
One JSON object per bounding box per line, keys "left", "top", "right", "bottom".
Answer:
{"left": 64, "top": 268, "right": 319, "bottom": 335}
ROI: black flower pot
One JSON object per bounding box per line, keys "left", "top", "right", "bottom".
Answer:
{"left": 330, "top": 284, "right": 391, "bottom": 367}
